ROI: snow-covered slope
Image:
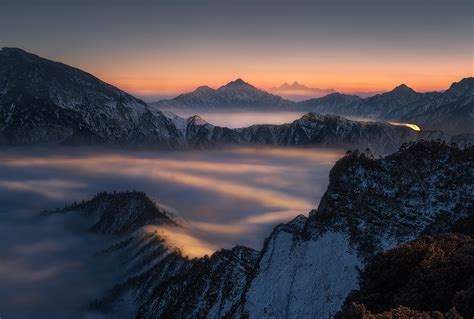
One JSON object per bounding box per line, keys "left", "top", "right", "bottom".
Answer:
{"left": 160, "top": 111, "right": 425, "bottom": 154}
{"left": 152, "top": 78, "right": 296, "bottom": 112}
{"left": 297, "top": 78, "right": 474, "bottom": 135}
{"left": 136, "top": 246, "right": 259, "bottom": 319}
{"left": 240, "top": 141, "right": 473, "bottom": 318}
{"left": 1, "top": 48, "right": 470, "bottom": 151}
{"left": 0, "top": 47, "right": 182, "bottom": 146}
{"left": 243, "top": 220, "right": 362, "bottom": 318}
{"left": 238, "top": 113, "right": 421, "bottom": 154}
{"left": 40, "top": 141, "right": 473, "bottom": 318}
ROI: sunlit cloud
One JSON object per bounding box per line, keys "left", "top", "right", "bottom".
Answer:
{"left": 190, "top": 221, "right": 255, "bottom": 236}
{"left": 10, "top": 240, "right": 64, "bottom": 255}
{"left": 0, "top": 260, "right": 72, "bottom": 282}
{"left": 0, "top": 149, "right": 326, "bottom": 210}
{"left": 0, "top": 179, "right": 86, "bottom": 199}
{"left": 241, "top": 210, "right": 303, "bottom": 225}
{"left": 229, "top": 147, "right": 344, "bottom": 164}
{"left": 143, "top": 225, "right": 216, "bottom": 258}
{"left": 0, "top": 147, "right": 341, "bottom": 254}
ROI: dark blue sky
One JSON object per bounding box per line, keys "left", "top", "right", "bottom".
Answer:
{"left": 1, "top": 0, "right": 472, "bottom": 99}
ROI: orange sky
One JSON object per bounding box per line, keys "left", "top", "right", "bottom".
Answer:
{"left": 70, "top": 49, "right": 472, "bottom": 99}
{"left": 5, "top": 0, "right": 472, "bottom": 100}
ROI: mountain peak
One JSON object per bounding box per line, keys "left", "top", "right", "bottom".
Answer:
{"left": 225, "top": 78, "right": 250, "bottom": 87}
{"left": 193, "top": 85, "right": 215, "bottom": 93}
{"left": 1, "top": 47, "right": 27, "bottom": 54}
{"left": 445, "top": 77, "right": 474, "bottom": 96}
{"left": 391, "top": 83, "right": 416, "bottom": 94}
{"left": 0, "top": 47, "right": 39, "bottom": 61}
{"left": 274, "top": 81, "right": 309, "bottom": 90}
{"left": 233, "top": 78, "right": 246, "bottom": 84}
{"left": 218, "top": 78, "right": 259, "bottom": 92}
{"left": 187, "top": 114, "right": 208, "bottom": 126}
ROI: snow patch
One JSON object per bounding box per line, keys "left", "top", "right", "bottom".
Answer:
{"left": 245, "top": 231, "right": 362, "bottom": 318}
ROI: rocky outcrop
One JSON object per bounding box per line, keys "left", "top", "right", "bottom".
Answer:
{"left": 337, "top": 233, "right": 474, "bottom": 318}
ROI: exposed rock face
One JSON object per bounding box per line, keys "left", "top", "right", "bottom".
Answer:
{"left": 136, "top": 246, "right": 259, "bottom": 319}
{"left": 313, "top": 141, "right": 474, "bottom": 255}
{"left": 240, "top": 141, "right": 473, "bottom": 318}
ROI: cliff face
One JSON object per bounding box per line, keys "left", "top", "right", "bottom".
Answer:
{"left": 42, "top": 141, "right": 474, "bottom": 318}
{"left": 240, "top": 141, "right": 473, "bottom": 318}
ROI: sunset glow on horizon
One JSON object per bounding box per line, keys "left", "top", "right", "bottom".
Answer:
{"left": 1, "top": 0, "right": 472, "bottom": 101}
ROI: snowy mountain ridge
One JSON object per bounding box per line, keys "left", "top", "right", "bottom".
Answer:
{"left": 43, "top": 141, "right": 473, "bottom": 318}
{"left": 153, "top": 77, "right": 474, "bottom": 135}
{"left": 153, "top": 78, "right": 296, "bottom": 111}
{"left": 1, "top": 48, "right": 471, "bottom": 153}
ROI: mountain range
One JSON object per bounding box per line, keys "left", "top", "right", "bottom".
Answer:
{"left": 153, "top": 78, "right": 295, "bottom": 111}
{"left": 0, "top": 47, "right": 182, "bottom": 147}
{"left": 153, "top": 78, "right": 474, "bottom": 135}
{"left": 4, "top": 48, "right": 470, "bottom": 154}
{"left": 269, "top": 81, "right": 336, "bottom": 101}
{"left": 43, "top": 140, "right": 474, "bottom": 318}
{"left": 269, "top": 81, "right": 383, "bottom": 101}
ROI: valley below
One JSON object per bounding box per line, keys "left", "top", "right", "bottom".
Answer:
{"left": 0, "top": 146, "right": 343, "bottom": 318}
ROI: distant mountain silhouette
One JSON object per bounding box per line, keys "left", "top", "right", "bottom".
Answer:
{"left": 270, "top": 81, "right": 336, "bottom": 101}
{"left": 153, "top": 78, "right": 296, "bottom": 111}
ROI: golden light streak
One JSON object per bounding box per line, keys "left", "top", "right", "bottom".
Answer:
{"left": 143, "top": 225, "right": 216, "bottom": 258}
{"left": 0, "top": 148, "right": 342, "bottom": 257}
{"left": 388, "top": 122, "right": 421, "bottom": 131}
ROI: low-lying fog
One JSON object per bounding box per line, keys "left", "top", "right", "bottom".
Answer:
{"left": 0, "top": 146, "right": 343, "bottom": 318}
{"left": 170, "top": 111, "right": 308, "bottom": 127}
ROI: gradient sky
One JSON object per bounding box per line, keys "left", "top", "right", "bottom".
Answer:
{"left": 1, "top": 0, "right": 473, "bottom": 100}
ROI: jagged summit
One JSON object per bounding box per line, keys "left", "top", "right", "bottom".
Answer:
{"left": 0, "top": 47, "right": 37, "bottom": 58}
{"left": 193, "top": 85, "right": 215, "bottom": 93}
{"left": 276, "top": 81, "right": 307, "bottom": 89}
{"left": 446, "top": 76, "right": 474, "bottom": 95}
{"left": 153, "top": 76, "right": 295, "bottom": 110}
{"left": 1, "top": 47, "right": 28, "bottom": 54}
{"left": 391, "top": 83, "right": 417, "bottom": 95}
{"left": 58, "top": 191, "right": 176, "bottom": 235}
{"left": 225, "top": 78, "right": 247, "bottom": 85}
{"left": 187, "top": 114, "right": 208, "bottom": 125}
{"left": 218, "top": 78, "right": 256, "bottom": 91}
